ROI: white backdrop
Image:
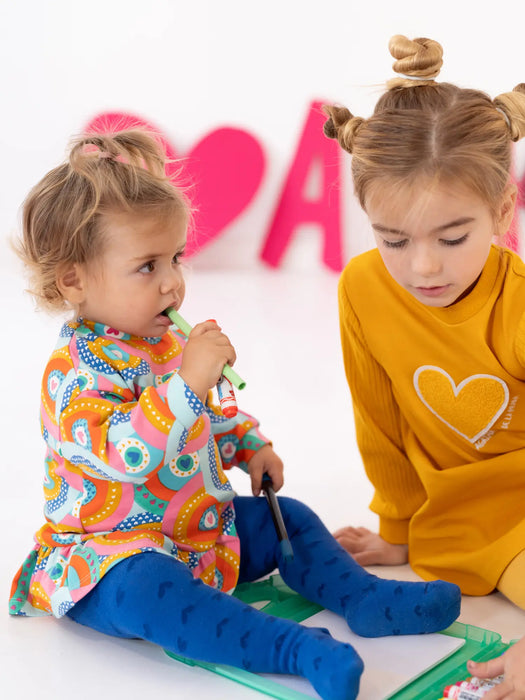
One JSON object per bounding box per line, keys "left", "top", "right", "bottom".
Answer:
{"left": 3, "top": 3, "right": 525, "bottom": 698}
{"left": 2, "top": 0, "right": 525, "bottom": 270}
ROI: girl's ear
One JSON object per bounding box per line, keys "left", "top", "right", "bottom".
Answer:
{"left": 56, "top": 263, "right": 86, "bottom": 306}
{"left": 495, "top": 182, "right": 518, "bottom": 236}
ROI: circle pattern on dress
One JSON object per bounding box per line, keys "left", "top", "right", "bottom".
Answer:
{"left": 169, "top": 453, "right": 199, "bottom": 478}
{"left": 116, "top": 438, "right": 151, "bottom": 473}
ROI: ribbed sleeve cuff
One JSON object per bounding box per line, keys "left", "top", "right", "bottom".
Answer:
{"left": 379, "top": 517, "right": 410, "bottom": 545}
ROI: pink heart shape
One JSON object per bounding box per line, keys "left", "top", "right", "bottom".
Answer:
{"left": 222, "top": 442, "right": 235, "bottom": 458}
{"left": 85, "top": 112, "right": 266, "bottom": 256}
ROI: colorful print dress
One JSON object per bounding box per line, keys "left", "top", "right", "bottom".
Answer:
{"left": 9, "top": 319, "right": 268, "bottom": 618}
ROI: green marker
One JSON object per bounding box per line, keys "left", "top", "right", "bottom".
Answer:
{"left": 165, "top": 307, "right": 246, "bottom": 390}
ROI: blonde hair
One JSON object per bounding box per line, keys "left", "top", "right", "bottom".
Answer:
{"left": 323, "top": 35, "right": 525, "bottom": 212}
{"left": 16, "top": 129, "right": 189, "bottom": 313}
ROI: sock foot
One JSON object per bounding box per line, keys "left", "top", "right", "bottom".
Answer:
{"left": 344, "top": 577, "right": 461, "bottom": 637}
{"left": 295, "top": 626, "right": 364, "bottom": 700}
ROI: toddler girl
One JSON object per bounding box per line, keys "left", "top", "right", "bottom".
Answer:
{"left": 9, "top": 128, "right": 460, "bottom": 700}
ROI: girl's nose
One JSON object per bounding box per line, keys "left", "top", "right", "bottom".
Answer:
{"left": 411, "top": 245, "right": 442, "bottom": 277}
{"left": 160, "top": 266, "right": 184, "bottom": 295}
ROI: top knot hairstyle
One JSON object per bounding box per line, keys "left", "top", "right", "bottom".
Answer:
{"left": 387, "top": 34, "right": 443, "bottom": 88}
{"left": 323, "top": 35, "right": 525, "bottom": 211}
{"left": 16, "top": 129, "right": 189, "bottom": 313}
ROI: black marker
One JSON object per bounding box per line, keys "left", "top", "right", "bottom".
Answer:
{"left": 261, "top": 475, "right": 294, "bottom": 561}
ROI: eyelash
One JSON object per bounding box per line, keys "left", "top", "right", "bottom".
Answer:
{"left": 382, "top": 234, "right": 469, "bottom": 249}
{"left": 382, "top": 239, "right": 407, "bottom": 249}
{"left": 441, "top": 234, "right": 468, "bottom": 246}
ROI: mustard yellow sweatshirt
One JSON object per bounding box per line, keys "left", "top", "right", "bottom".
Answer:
{"left": 339, "top": 245, "right": 525, "bottom": 595}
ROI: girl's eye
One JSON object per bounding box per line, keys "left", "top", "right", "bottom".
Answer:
{"left": 441, "top": 234, "right": 469, "bottom": 246}
{"left": 139, "top": 261, "right": 155, "bottom": 273}
{"left": 173, "top": 249, "right": 186, "bottom": 265}
{"left": 383, "top": 238, "right": 408, "bottom": 249}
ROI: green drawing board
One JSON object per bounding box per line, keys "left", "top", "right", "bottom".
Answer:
{"left": 164, "top": 574, "right": 511, "bottom": 700}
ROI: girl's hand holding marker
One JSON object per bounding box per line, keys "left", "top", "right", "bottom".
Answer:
{"left": 466, "top": 635, "right": 525, "bottom": 700}
{"left": 165, "top": 307, "right": 292, "bottom": 552}
{"left": 165, "top": 307, "right": 245, "bottom": 416}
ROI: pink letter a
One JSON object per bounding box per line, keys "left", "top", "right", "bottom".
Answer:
{"left": 261, "top": 100, "right": 343, "bottom": 271}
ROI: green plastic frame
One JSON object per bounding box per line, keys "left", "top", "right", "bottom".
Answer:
{"left": 165, "top": 574, "right": 511, "bottom": 700}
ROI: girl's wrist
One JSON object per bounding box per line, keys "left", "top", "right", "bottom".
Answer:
{"left": 177, "top": 370, "right": 208, "bottom": 403}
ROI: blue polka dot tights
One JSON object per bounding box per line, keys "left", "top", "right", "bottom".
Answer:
{"left": 67, "top": 496, "right": 460, "bottom": 700}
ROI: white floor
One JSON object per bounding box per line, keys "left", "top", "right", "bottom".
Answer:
{"left": 2, "top": 251, "right": 525, "bottom": 699}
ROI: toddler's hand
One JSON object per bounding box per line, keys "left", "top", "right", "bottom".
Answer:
{"left": 248, "top": 445, "right": 284, "bottom": 497}
{"left": 333, "top": 526, "right": 409, "bottom": 566}
{"left": 467, "top": 635, "right": 525, "bottom": 699}
{"left": 178, "top": 320, "right": 236, "bottom": 402}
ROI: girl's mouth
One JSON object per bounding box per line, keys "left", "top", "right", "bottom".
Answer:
{"left": 415, "top": 285, "right": 450, "bottom": 297}
{"left": 161, "top": 306, "right": 177, "bottom": 318}
{"left": 158, "top": 309, "right": 173, "bottom": 325}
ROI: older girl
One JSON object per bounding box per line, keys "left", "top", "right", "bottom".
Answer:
{"left": 324, "top": 34, "right": 525, "bottom": 698}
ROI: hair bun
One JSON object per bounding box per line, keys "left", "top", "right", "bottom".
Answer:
{"left": 322, "top": 105, "right": 364, "bottom": 154}
{"left": 323, "top": 117, "right": 338, "bottom": 140}
{"left": 387, "top": 35, "right": 443, "bottom": 88}
{"left": 493, "top": 83, "right": 525, "bottom": 142}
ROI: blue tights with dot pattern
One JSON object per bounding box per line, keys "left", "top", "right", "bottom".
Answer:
{"left": 67, "top": 496, "right": 460, "bottom": 700}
